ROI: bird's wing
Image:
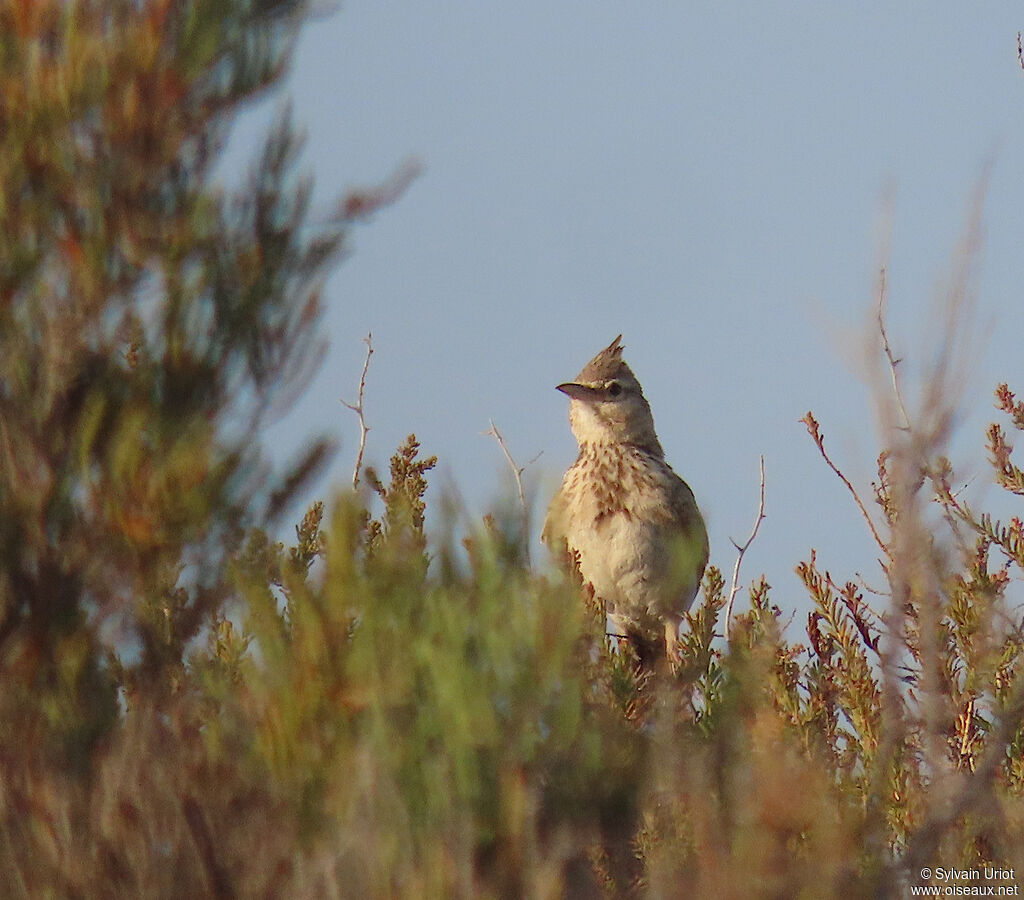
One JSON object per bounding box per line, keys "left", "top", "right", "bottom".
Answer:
{"left": 541, "top": 486, "right": 568, "bottom": 548}
{"left": 665, "top": 474, "right": 709, "bottom": 611}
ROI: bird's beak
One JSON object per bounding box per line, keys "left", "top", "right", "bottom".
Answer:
{"left": 556, "top": 382, "right": 602, "bottom": 401}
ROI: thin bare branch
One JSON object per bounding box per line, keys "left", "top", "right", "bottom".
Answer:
{"left": 876, "top": 267, "right": 911, "bottom": 431}
{"left": 801, "top": 412, "right": 889, "bottom": 558}
{"left": 951, "top": 474, "right": 976, "bottom": 500}
{"left": 483, "top": 420, "right": 541, "bottom": 563}
{"left": 726, "top": 455, "right": 766, "bottom": 639}
{"left": 341, "top": 333, "right": 373, "bottom": 489}
{"left": 486, "top": 420, "right": 528, "bottom": 510}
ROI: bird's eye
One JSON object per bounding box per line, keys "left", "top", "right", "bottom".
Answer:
{"left": 607, "top": 382, "right": 623, "bottom": 397}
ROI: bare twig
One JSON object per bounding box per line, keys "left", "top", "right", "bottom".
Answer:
{"left": 951, "top": 474, "right": 976, "bottom": 500}
{"left": 876, "top": 267, "right": 911, "bottom": 431}
{"left": 483, "top": 419, "right": 542, "bottom": 563}
{"left": 485, "top": 420, "right": 529, "bottom": 511}
{"left": 801, "top": 412, "right": 889, "bottom": 558}
{"left": 854, "top": 571, "right": 888, "bottom": 597}
{"left": 341, "top": 333, "right": 373, "bottom": 489}
{"left": 725, "top": 455, "right": 766, "bottom": 639}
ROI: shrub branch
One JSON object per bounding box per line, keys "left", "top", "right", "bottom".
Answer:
{"left": 876, "top": 266, "right": 911, "bottom": 432}
{"left": 483, "top": 419, "right": 541, "bottom": 563}
{"left": 802, "top": 412, "right": 889, "bottom": 558}
{"left": 726, "top": 454, "right": 766, "bottom": 639}
{"left": 341, "top": 332, "right": 374, "bottom": 489}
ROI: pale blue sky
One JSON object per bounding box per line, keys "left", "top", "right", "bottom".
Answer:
{"left": 244, "top": 4, "right": 1024, "bottom": 616}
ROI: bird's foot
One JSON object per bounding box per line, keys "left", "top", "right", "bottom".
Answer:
{"left": 665, "top": 621, "right": 682, "bottom": 672}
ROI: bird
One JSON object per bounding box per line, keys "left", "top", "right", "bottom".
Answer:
{"left": 542, "top": 335, "right": 708, "bottom": 668}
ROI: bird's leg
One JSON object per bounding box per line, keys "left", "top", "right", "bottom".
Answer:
{"left": 665, "top": 619, "right": 682, "bottom": 670}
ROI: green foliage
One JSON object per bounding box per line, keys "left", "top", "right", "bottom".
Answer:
{"left": 3, "top": 2, "right": 1024, "bottom": 898}
{"left": 0, "top": 0, "right": 343, "bottom": 768}
{"left": 364, "top": 434, "right": 438, "bottom": 559}
{"left": 35, "top": 393, "right": 1013, "bottom": 897}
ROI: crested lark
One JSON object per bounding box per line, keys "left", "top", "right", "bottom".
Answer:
{"left": 543, "top": 336, "right": 708, "bottom": 666}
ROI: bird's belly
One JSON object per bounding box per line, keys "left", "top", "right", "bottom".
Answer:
{"left": 568, "top": 512, "right": 663, "bottom": 623}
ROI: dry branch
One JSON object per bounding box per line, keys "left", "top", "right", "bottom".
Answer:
{"left": 341, "top": 333, "right": 374, "bottom": 489}
{"left": 725, "top": 455, "right": 766, "bottom": 639}
{"left": 801, "top": 411, "right": 889, "bottom": 558}
{"left": 876, "top": 267, "right": 911, "bottom": 431}
{"left": 483, "top": 419, "right": 541, "bottom": 563}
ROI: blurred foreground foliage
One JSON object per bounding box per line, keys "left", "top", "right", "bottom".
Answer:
{"left": 3, "top": 1, "right": 1024, "bottom": 898}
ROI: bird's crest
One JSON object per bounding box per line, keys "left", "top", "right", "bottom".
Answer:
{"left": 576, "top": 334, "right": 629, "bottom": 384}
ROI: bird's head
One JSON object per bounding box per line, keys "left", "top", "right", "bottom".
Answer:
{"left": 557, "top": 335, "right": 663, "bottom": 454}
